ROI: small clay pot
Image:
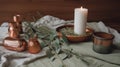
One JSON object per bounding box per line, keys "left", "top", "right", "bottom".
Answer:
{"left": 93, "top": 32, "right": 114, "bottom": 54}
{"left": 28, "top": 37, "right": 41, "bottom": 54}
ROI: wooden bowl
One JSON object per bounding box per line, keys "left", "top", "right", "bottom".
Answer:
{"left": 56, "top": 25, "right": 94, "bottom": 42}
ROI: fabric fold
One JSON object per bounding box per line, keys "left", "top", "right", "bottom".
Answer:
{"left": 0, "top": 15, "right": 120, "bottom": 67}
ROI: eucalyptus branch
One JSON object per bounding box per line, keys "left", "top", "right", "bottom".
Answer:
{"left": 54, "top": 50, "right": 65, "bottom": 67}
{"left": 47, "top": 40, "right": 65, "bottom": 67}
{"left": 32, "top": 16, "right": 37, "bottom": 22}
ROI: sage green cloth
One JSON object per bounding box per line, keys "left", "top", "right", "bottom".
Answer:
{"left": 19, "top": 42, "right": 120, "bottom": 67}
{"left": 0, "top": 15, "right": 120, "bottom": 67}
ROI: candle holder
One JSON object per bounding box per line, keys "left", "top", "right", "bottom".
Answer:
{"left": 93, "top": 32, "right": 114, "bottom": 54}
{"left": 56, "top": 25, "right": 94, "bottom": 42}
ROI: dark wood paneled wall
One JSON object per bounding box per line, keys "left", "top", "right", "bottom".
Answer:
{"left": 0, "top": 0, "right": 120, "bottom": 31}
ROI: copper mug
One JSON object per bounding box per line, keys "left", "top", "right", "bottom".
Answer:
{"left": 93, "top": 32, "right": 114, "bottom": 54}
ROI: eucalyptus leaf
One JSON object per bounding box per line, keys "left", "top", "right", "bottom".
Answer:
{"left": 22, "top": 32, "right": 29, "bottom": 40}
{"left": 61, "top": 32, "right": 69, "bottom": 44}
{"left": 46, "top": 49, "right": 54, "bottom": 58}
{"left": 50, "top": 56, "right": 56, "bottom": 62}
{"left": 56, "top": 48, "right": 61, "bottom": 54}
{"left": 38, "top": 39, "right": 46, "bottom": 48}
{"left": 49, "top": 34, "right": 58, "bottom": 41}
{"left": 59, "top": 53, "right": 68, "bottom": 60}
{"left": 52, "top": 39, "right": 61, "bottom": 51}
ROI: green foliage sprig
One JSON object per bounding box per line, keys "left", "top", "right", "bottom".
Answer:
{"left": 23, "top": 22, "right": 104, "bottom": 67}
{"left": 23, "top": 22, "right": 72, "bottom": 67}
{"left": 23, "top": 22, "right": 36, "bottom": 39}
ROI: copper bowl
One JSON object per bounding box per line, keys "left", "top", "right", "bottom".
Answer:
{"left": 56, "top": 25, "right": 94, "bottom": 42}
{"left": 93, "top": 32, "right": 114, "bottom": 54}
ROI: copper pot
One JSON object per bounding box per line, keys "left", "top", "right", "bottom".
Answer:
{"left": 3, "top": 37, "right": 27, "bottom": 52}
{"left": 93, "top": 32, "right": 114, "bottom": 54}
{"left": 8, "top": 22, "right": 19, "bottom": 38}
{"left": 13, "top": 15, "right": 23, "bottom": 33}
{"left": 28, "top": 37, "right": 41, "bottom": 54}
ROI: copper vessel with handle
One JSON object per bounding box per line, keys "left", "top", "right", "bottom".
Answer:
{"left": 8, "top": 22, "right": 19, "bottom": 39}
{"left": 28, "top": 37, "right": 41, "bottom": 54}
{"left": 13, "top": 15, "right": 23, "bottom": 33}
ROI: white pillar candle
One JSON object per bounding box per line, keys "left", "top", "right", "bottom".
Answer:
{"left": 74, "top": 7, "right": 88, "bottom": 35}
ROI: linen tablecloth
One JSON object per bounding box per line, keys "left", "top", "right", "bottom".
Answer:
{"left": 0, "top": 15, "right": 120, "bottom": 67}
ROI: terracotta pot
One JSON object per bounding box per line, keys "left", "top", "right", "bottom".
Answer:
{"left": 93, "top": 32, "right": 114, "bottom": 54}
{"left": 56, "top": 25, "right": 94, "bottom": 42}
{"left": 28, "top": 37, "right": 41, "bottom": 54}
